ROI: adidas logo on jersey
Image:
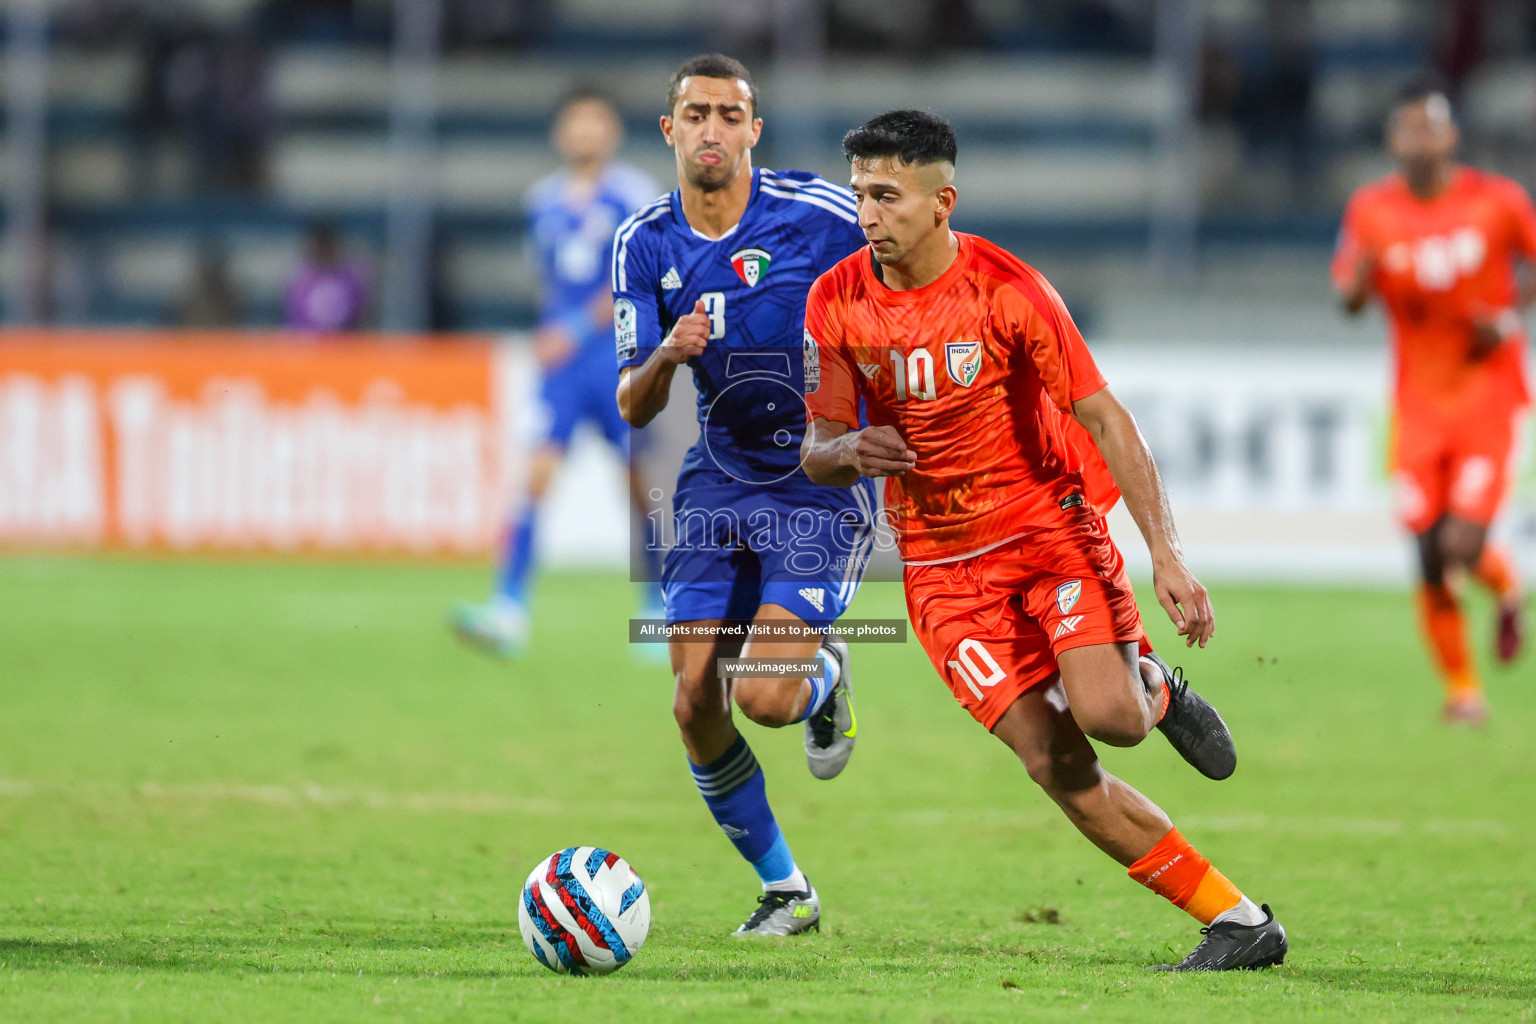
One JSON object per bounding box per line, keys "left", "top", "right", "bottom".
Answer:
{"left": 857, "top": 363, "right": 880, "bottom": 380}
{"left": 661, "top": 267, "right": 682, "bottom": 290}
{"left": 798, "top": 587, "right": 825, "bottom": 613}
{"left": 1052, "top": 615, "right": 1084, "bottom": 639}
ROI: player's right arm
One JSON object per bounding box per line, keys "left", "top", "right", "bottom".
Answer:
{"left": 802, "top": 418, "right": 917, "bottom": 485}
{"left": 616, "top": 300, "right": 711, "bottom": 427}
{"left": 1332, "top": 193, "right": 1374, "bottom": 315}
{"left": 1072, "top": 386, "right": 1213, "bottom": 648}
{"left": 799, "top": 275, "right": 916, "bottom": 485}
{"left": 610, "top": 208, "right": 710, "bottom": 427}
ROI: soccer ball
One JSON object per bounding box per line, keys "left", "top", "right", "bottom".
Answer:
{"left": 518, "top": 847, "right": 650, "bottom": 975}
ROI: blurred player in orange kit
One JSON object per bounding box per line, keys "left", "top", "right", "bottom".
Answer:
{"left": 1333, "top": 77, "right": 1533, "bottom": 725}
{"left": 800, "top": 110, "right": 1288, "bottom": 971}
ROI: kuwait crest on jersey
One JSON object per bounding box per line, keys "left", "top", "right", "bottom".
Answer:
{"left": 945, "top": 340, "right": 983, "bottom": 387}
{"left": 730, "top": 247, "right": 771, "bottom": 287}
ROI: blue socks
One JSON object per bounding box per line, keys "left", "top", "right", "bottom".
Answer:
{"left": 792, "top": 648, "right": 837, "bottom": 725}
{"left": 689, "top": 736, "right": 798, "bottom": 885}
{"left": 495, "top": 507, "right": 537, "bottom": 605}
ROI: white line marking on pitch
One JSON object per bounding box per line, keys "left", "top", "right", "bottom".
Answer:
{"left": 0, "top": 781, "right": 1515, "bottom": 838}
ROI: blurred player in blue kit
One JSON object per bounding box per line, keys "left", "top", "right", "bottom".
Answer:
{"left": 612, "top": 55, "right": 875, "bottom": 936}
{"left": 453, "top": 87, "right": 664, "bottom": 656}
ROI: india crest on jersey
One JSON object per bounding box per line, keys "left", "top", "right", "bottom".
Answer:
{"left": 945, "top": 340, "right": 983, "bottom": 387}
{"left": 1056, "top": 580, "right": 1082, "bottom": 614}
{"left": 730, "top": 247, "right": 771, "bottom": 287}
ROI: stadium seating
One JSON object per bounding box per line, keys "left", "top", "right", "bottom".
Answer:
{"left": 11, "top": 0, "right": 1527, "bottom": 338}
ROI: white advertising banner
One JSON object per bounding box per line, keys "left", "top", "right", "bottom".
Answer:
{"left": 1093, "top": 342, "right": 1534, "bottom": 583}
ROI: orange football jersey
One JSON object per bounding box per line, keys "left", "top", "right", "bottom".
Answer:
{"left": 804, "top": 233, "right": 1117, "bottom": 564}
{"left": 1332, "top": 166, "right": 1536, "bottom": 416}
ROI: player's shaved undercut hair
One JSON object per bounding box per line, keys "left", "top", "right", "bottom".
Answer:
{"left": 666, "top": 53, "right": 758, "bottom": 116}
{"left": 842, "top": 110, "right": 957, "bottom": 167}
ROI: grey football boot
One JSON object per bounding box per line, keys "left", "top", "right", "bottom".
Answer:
{"left": 1144, "top": 652, "right": 1237, "bottom": 781}
{"left": 732, "top": 884, "right": 821, "bottom": 937}
{"left": 1151, "top": 904, "right": 1288, "bottom": 971}
{"left": 804, "top": 636, "right": 856, "bottom": 780}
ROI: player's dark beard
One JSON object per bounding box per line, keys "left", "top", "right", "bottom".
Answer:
{"left": 685, "top": 151, "right": 734, "bottom": 192}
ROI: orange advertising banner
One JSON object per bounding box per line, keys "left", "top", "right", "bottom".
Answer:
{"left": 0, "top": 331, "right": 506, "bottom": 555}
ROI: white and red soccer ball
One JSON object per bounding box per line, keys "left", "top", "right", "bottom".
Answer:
{"left": 518, "top": 847, "right": 650, "bottom": 975}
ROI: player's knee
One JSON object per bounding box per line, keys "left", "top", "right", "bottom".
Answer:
{"left": 1438, "top": 525, "right": 1484, "bottom": 570}
{"left": 671, "top": 670, "right": 717, "bottom": 734}
{"left": 1019, "top": 743, "right": 1099, "bottom": 798}
{"left": 1073, "top": 701, "right": 1151, "bottom": 748}
{"left": 671, "top": 681, "right": 699, "bottom": 733}
{"left": 732, "top": 677, "right": 798, "bottom": 729}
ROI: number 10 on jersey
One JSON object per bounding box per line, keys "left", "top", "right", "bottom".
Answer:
{"left": 891, "top": 349, "right": 936, "bottom": 401}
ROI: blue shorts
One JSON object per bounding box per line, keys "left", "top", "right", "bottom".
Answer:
{"left": 661, "top": 474, "right": 877, "bottom": 631}
{"left": 537, "top": 349, "right": 630, "bottom": 453}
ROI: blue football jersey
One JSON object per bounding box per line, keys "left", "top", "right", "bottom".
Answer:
{"left": 527, "top": 162, "right": 659, "bottom": 352}
{"left": 611, "top": 168, "right": 867, "bottom": 488}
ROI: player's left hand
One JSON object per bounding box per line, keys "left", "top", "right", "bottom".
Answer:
{"left": 1152, "top": 555, "right": 1215, "bottom": 648}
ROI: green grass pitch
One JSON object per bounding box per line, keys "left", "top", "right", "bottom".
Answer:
{"left": 0, "top": 556, "right": 1532, "bottom": 1023}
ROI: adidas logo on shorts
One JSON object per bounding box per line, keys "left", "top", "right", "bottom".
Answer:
{"left": 798, "top": 587, "right": 825, "bottom": 613}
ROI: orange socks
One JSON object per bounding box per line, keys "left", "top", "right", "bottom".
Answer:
{"left": 1127, "top": 828, "right": 1246, "bottom": 925}
{"left": 1473, "top": 545, "right": 1521, "bottom": 603}
{"left": 1416, "top": 583, "right": 1481, "bottom": 698}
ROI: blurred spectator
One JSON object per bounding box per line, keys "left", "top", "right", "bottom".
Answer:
{"left": 283, "top": 223, "right": 371, "bottom": 333}
{"left": 202, "top": 36, "right": 273, "bottom": 193}
{"left": 1198, "top": 38, "right": 1243, "bottom": 123}
{"left": 132, "top": 20, "right": 271, "bottom": 196}
{"left": 176, "top": 243, "right": 243, "bottom": 328}
{"left": 131, "top": 19, "right": 196, "bottom": 197}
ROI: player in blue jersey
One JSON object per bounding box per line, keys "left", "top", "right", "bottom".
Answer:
{"left": 613, "top": 54, "right": 876, "bottom": 937}
{"left": 453, "top": 86, "right": 664, "bottom": 657}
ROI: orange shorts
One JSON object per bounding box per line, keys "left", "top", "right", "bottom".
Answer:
{"left": 904, "top": 518, "right": 1148, "bottom": 731}
{"left": 1393, "top": 407, "right": 1526, "bottom": 534}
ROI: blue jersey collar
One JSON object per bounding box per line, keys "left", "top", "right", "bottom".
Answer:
{"left": 668, "top": 168, "right": 762, "bottom": 242}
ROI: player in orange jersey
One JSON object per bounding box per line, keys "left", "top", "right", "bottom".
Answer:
{"left": 801, "top": 110, "right": 1287, "bottom": 971}
{"left": 1333, "top": 77, "right": 1533, "bottom": 725}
